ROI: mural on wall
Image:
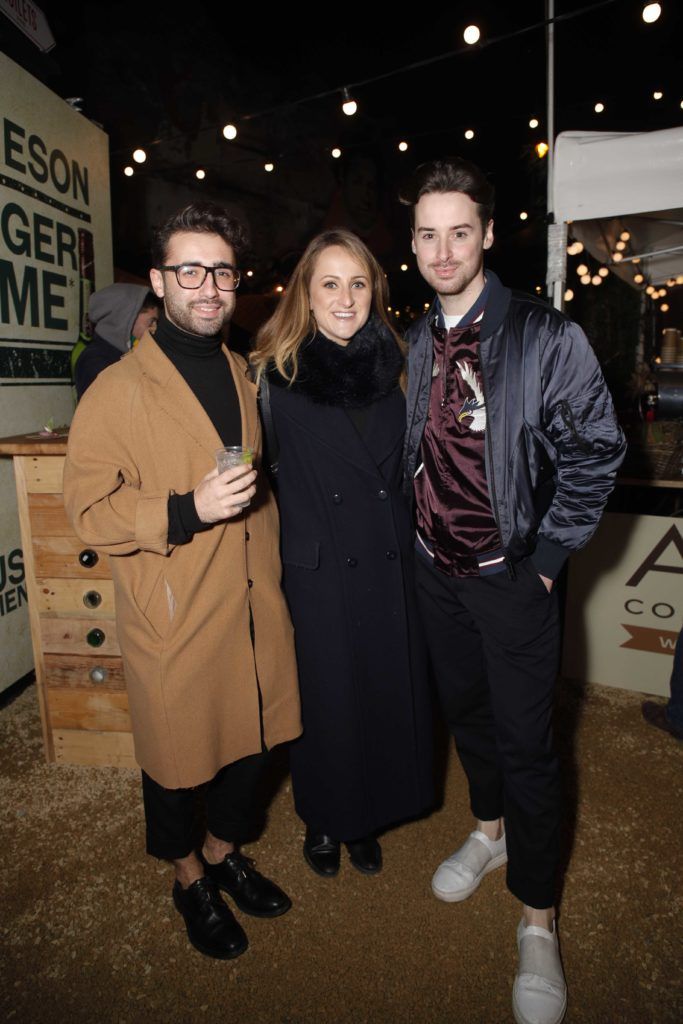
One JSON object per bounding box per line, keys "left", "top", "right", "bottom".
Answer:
{"left": 0, "top": 52, "right": 112, "bottom": 692}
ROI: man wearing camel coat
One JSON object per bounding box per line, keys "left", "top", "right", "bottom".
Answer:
{"left": 64, "top": 202, "right": 301, "bottom": 961}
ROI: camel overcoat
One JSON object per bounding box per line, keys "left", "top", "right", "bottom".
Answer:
{"left": 63, "top": 334, "right": 301, "bottom": 789}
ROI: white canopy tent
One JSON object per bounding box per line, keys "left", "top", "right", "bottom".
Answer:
{"left": 551, "top": 127, "right": 683, "bottom": 289}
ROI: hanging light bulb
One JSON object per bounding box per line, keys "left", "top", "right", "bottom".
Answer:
{"left": 653, "top": 91, "right": 663, "bottom": 100}
{"left": 464, "top": 129, "right": 475, "bottom": 140}
{"left": 222, "top": 124, "right": 237, "bottom": 140}
{"left": 275, "top": 285, "right": 284, "bottom": 293}
{"left": 642, "top": 3, "right": 661, "bottom": 24}
{"left": 564, "top": 289, "right": 574, "bottom": 301}
{"left": 581, "top": 274, "right": 591, "bottom": 285}
{"left": 398, "top": 141, "right": 409, "bottom": 152}
{"left": 519, "top": 211, "right": 528, "bottom": 221}
{"left": 196, "top": 169, "right": 205, "bottom": 180}
{"left": 463, "top": 25, "right": 481, "bottom": 45}
{"left": 535, "top": 142, "right": 549, "bottom": 158}
{"left": 620, "top": 230, "right": 631, "bottom": 241}
{"left": 133, "top": 149, "right": 146, "bottom": 163}
{"left": 646, "top": 285, "right": 656, "bottom": 295}
{"left": 529, "top": 118, "right": 539, "bottom": 129}
{"left": 616, "top": 240, "right": 626, "bottom": 251}
{"left": 400, "top": 264, "right": 408, "bottom": 272}
{"left": 634, "top": 273, "right": 644, "bottom": 284}
{"left": 598, "top": 267, "right": 609, "bottom": 277}
{"left": 661, "top": 303, "right": 670, "bottom": 312}
{"left": 594, "top": 102, "right": 605, "bottom": 113}
{"left": 612, "top": 252, "right": 623, "bottom": 262}
{"left": 577, "top": 264, "right": 588, "bottom": 276}
{"left": 342, "top": 88, "right": 358, "bottom": 116}
{"left": 591, "top": 275, "right": 603, "bottom": 285}
{"left": 331, "top": 148, "right": 342, "bottom": 159}
{"left": 264, "top": 162, "right": 274, "bottom": 172}
{"left": 246, "top": 270, "right": 254, "bottom": 278}
{"left": 124, "top": 166, "right": 134, "bottom": 177}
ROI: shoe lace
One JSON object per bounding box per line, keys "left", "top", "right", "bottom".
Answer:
{"left": 227, "top": 851, "right": 257, "bottom": 880}
{"left": 192, "top": 877, "right": 221, "bottom": 907}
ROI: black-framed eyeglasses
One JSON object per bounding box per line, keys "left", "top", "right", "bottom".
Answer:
{"left": 158, "top": 264, "right": 241, "bottom": 291}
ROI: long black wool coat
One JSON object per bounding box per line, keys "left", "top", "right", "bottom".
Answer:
{"left": 268, "top": 378, "right": 434, "bottom": 841}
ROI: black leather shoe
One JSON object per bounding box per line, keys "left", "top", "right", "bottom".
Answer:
{"left": 303, "top": 829, "right": 341, "bottom": 877}
{"left": 172, "top": 877, "right": 248, "bottom": 960}
{"left": 346, "top": 836, "right": 382, "bottom": 875}
{"left": 201, "top": 851, "right": 291, "bottom": 918}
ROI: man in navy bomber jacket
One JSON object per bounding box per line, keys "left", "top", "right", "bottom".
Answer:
{"left": 400, "top": 157, "right": 626, "bottom": 1024}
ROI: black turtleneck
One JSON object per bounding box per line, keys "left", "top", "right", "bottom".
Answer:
{"left": 155, "top": 314, "right": 242, "bottom": 544}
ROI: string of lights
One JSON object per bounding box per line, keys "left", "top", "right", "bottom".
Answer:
{"left": 118, "top": 2, "right": 669, "bottom": 178}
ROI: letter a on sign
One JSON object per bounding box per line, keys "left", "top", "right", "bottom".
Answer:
{"left": 626, "top": 524, "right": 683, "bottom": 588}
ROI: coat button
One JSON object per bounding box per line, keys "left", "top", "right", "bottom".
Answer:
{"left": 332, "top": 492, "right": 343, "bottom": 504}
{"left": 385, "top": 550, "right": 397, "bottom": 560}
{"left": 248, "top": 579, "right": 254, "bottom": 588}
{"left": 377, "top": 489, "right": 388, "bottom": 500}
{"left": 346, "top": 557, "right": 357, "bottom": 568}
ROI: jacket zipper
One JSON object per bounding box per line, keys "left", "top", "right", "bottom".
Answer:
{"left": 559, "top": 400, "right": 592, "bottom": 455}
{"left": 479, "top": 349, "right": 516, "bottom": 580}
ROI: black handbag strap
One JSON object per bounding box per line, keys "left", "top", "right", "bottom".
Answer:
{"left": 256, "top": 372, "right": 279, "bottom": 478}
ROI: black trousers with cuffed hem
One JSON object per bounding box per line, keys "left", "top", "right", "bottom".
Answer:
{"left": 415, "top": 552, "right": 561, "bottom": 910}
{"left": 142, "top": 751, "right": 270, "bottom": 861}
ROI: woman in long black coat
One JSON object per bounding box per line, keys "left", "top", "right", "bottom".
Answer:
{"left": 253, "top": 229, "right": 433, "bottom": 876}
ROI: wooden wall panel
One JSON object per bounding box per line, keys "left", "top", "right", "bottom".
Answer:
{"left": 35, "top": 578, "right": 116, "bottom": 617}
{"left": 48, "top": 689, "right": 131, "bottom": 732}
{"left": 44, "top": 654, "right": 126, "bottom": 691}
{"left": 53, "top": 729, "right": 136, "bottom": 768}
{"left": 41, "top": 617, "right": 121, "bottom": 657}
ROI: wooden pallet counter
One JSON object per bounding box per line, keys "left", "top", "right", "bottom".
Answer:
{"left": 0, "top": 433, "right": 135, "bottom": 768}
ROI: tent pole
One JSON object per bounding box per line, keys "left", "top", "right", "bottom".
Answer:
{"left": 546, "top": 0, "right": 565, "bottom": 310}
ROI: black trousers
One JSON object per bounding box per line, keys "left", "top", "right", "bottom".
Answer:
{"left": 415, "top": 552, "right": 561, "bottom": 909}
{"left": 141, "top": 751, "right": 270, "bottom": 861}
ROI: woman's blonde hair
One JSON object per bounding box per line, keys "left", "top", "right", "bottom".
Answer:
{"left": 251, "top": 228, "right": 401, "bottom": 383}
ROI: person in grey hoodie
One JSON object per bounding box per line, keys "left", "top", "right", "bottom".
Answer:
{"left": 75, "top": 283, "right": 161, "bottom": 398}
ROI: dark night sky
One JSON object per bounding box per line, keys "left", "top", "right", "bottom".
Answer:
{"left": 3, "top": 0, "right": 682, "bottom": 302}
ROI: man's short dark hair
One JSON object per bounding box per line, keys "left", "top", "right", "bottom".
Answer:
{"left": 151, "top": 202, "right": 249, "bottom": 268}
{"left": 399, "top": 157, "right": 495, "bottom": 230}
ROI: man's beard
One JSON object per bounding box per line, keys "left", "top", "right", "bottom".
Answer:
{"left": 163, "top": 293, "right": 230, "bottom": 337}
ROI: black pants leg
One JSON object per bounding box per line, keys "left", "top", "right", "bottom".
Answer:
{"left": 415, "top": 554, "right": 561, "bottom": 909}
{"left": 142, "top": 751, "right": 270, "bottom": 861}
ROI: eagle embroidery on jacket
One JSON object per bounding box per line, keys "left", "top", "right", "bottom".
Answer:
{"left": 456, "top": 359, "right": 486, "bottom": 433}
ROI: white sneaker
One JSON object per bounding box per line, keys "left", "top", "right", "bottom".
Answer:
{"left": 431, "top": 830, "right": 507, "bottom": 902}
{"left": 512, "top": 918, "right": 567, "bottom": 1024}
